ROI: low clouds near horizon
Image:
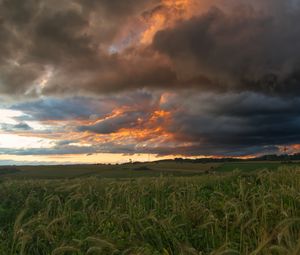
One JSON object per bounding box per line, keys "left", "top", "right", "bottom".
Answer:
{"left": 1, "top": 0, "right": 300, "bottom": 161}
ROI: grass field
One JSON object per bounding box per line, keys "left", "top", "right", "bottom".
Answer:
{"left": 1, "top": 161, "right": 297, "bottom": 179}
{"left": 1, "top": 163, "right": 300, "bottom": 254}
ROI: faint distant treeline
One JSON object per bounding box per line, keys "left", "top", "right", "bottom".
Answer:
{"left": 165, "top": 153, "right": 300, "bottom": 163}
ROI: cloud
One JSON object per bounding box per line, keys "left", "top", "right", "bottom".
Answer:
{"left": 161, "top": 92, "right": 300, "bottom": 156}
{"left": 0, "top": 0, "right": 168, "bottom": 98}
{"left": 3, "top": 90, "right": 300, "bottom": 157}
{"left": 78, "top": 111, "right": 146, "bottom": 134}
{"left": 0, "top": 122, "right": 32, "bottom": 132}
{"left": 1, "top": 0, "right": 300, "bottom": 159}
{"left": 152, "top": 4, "right": 300, "bottom": 95}
{"left": 11, "top": 90, "right": 157, "bottom": 121}
{"left": 0, "top": 0, "right": 299, "bottom": 98}
{"left": 11, "top": 97, "right": 115, "bottom": 121}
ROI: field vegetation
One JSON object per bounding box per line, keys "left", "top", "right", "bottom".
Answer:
{"left": 0, "top": 161, "right": 292, "bottom": 179}
{"left": 0, "top": 164, "right": 300, "bottom": 254}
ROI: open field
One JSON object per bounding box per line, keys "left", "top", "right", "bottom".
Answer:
{"left": 0, "top": 163, "right": 300, "bottom": 254}
{"left": 1, "top": 161, "right": 299, "bottom": 179}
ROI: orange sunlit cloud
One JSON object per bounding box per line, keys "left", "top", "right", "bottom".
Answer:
{"left": 0, "top": 104, "right": 177, "bottom": 153}
{"left": 140, "top": 0, "right": 195, "bottom": 44}
{"left": 278, "top": 144, "right": 300, "bottom": 154}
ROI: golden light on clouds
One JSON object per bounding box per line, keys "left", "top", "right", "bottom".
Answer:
{"left": 140, "top": 0, "right": 194, "bottom": 44}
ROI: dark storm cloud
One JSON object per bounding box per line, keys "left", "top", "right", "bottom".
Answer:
{"left": 153, "top": 4, "right": 300, "bottom": 95}
{"left": 11, "top": 90, "right": 157, "bottom": 121}
{"left": 0, "top": 0, "right": 299, "bottom": 97}
{"left": 11, "top": 97, "right": 115, "bottom": 121}
{"left": 160, "top": 92, "right": 300, "bottom": 156}
{"left": 0, "top": 0, "right": 171, "bottom": 98}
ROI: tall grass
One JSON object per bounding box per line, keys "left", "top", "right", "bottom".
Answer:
{"left": 0, "top": 167, "right": 300, "bottom": 254}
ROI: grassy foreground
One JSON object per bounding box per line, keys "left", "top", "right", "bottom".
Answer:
{"left": 0, "top": 167, "right": 300, "bottom": 254}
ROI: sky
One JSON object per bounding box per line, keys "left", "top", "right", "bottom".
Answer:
{"left": 1, "top": 0, "right": 300, "bottom": 165}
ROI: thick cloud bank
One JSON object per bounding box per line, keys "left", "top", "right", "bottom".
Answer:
{"left": 2, "top": 90, "right": 299, "bottom": 157}
{"left": 0, "top": 0, "right": 299, "bottom": 97}
{"left": 0, "top": 0, "right": 300, "bottom": 159}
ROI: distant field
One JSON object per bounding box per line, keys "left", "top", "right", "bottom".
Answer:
{"left": 1, "top": 161, "right": 298, "bottom": 179}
